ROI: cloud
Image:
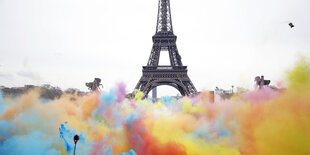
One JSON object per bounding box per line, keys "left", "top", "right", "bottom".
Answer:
{"left": 0, "top": 72, "right": 14, "bottom": 80}
{"left": 17, "top": 70, "right": 41, "bottom": 81}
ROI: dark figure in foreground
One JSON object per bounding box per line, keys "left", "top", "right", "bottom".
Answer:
{"left": 289, "top": 22, "right": 294, "bottom": 28}
{"left": 73, "top": 134, "right": 79, "bottom": 155}
{"left": 86, "top": 78, "right": 103, "bottom": 92}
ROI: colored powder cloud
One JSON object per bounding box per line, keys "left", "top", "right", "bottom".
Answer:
{"left": 0, "top": 58, "right": 309, "bottom": 154}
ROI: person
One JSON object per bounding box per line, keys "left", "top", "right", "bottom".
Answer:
{"left": 259, "top": 75, "right": 265, "bottom": 88}
{"left": 254, "top": 76, "right": 261, "bottom": 89}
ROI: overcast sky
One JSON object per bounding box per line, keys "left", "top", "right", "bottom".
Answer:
{"left": 1, "top": 0, "right": 310, "bottom": 96}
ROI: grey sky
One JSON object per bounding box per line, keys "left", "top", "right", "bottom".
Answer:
{"left": 1, "top": 0, "right": 310, "bottom": 96}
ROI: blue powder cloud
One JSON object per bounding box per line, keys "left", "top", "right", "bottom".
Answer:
{"left": 0, "top": 131, "right": 60, "bottom": 155}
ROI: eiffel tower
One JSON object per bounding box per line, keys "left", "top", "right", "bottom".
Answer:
{"left": 135, "top": 0, "right": 197, "bottom": 97}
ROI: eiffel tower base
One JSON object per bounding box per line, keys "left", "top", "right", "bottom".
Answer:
{"left": 135, "top": 66, "right": 197, "bottom": 98}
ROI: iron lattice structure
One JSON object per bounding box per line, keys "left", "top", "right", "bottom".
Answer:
{"left": 135, "top": 0, "right": 197, "bottom": 97}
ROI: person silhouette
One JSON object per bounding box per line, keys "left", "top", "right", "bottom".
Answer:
{"left": 73, "top": 134, "right": 79, "bottom": 155}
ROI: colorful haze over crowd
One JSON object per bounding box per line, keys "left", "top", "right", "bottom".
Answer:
{"left": 0, "top": 57, "right": 310, "bottom": 155}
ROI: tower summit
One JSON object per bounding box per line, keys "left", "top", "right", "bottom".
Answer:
{"left": 156, "top": 0, "right": 173, "bottom": 35}
{"left": 135, "top": 0, "right": 197, "bottom": 97}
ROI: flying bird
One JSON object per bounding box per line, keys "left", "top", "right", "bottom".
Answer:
{"left": 289, "top": 22, "right": 294, "bottom": 28}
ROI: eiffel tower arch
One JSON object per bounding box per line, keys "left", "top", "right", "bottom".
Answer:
{"left": 134, "top": 0, "right": 197, "bottom": 97}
